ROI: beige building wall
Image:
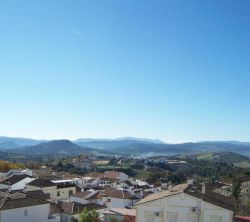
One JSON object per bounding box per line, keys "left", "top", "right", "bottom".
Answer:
{"left": 25, "top": 185, "right": 76, "bottom": 201}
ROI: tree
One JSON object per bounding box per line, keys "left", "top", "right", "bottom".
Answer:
{"left": 79, "top": 208, "right": 99, "bottom": 222}
{"left": 57, "top": 161, "right": 63, "bottom": 168}
{"left": 25, "top": 161, "right": 40, "bottom": 170}
{"left": 231, "top": 178, "right": 241, "bottom": 200}
{"left": 230, "top": 177, "right": 242, "bottom": 213}
{"left": 0, "top": 160, "right": 25, "bottom": 172}
{"left": 70, "top": 218, "right": 78, "bottom": 222}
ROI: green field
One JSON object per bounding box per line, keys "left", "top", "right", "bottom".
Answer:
{"left": 196, "top": 152, "right": 215, "bottom": 160}
{"left": 234, "top": 161, "right": 250, "bottom": 169}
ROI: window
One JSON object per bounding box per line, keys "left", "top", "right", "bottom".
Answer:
{"left": 69, "top": 190, "right": 73, "bottom": 196}
{"left": 24, "top": 209, "right": 28, "bottom": 216}
{"left": 210, "top": 215, "right": 222, "bottom": 222}
{"left": 168, "top": 212, "right": 177, "bottom": 222}
{"left": 57, "top": 191, "right": 61, "bottom": 196}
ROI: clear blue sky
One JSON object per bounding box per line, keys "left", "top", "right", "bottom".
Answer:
{"left": 0, "top": 0, "right": 250, "bottom": 142}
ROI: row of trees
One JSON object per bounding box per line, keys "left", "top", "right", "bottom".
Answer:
{"left": 0, "top": 160, "right": 25, "bottom": 172}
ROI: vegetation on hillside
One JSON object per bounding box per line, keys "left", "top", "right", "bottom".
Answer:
{"left": 0, "top": 160, "right": 25, "bottom": 172}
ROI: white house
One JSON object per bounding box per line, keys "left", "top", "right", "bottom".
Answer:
{"left": 70, "top": 190, "right": 104, "bottom": 205}
{"left": 0, "top": 175, "right": 35, "bottom": 191}
{"left": 104, "top": 189, "right": 141, "bottom": 208}
{"left": 208, "top": 182, "right": 231, "bottom": 197}
{"left": 25, "top": 178, "right": 76, "bottom": 201}
{"left": 240, "top": 176, "right": 250, "bottom": 195}
{"left": 102, "top": 171, "right": 129, "bottom": 182}
{"left": 135, "top": 179, "right": 153, "bottom": 190}
{"left": 0, "top": 169, "right": 33, "bottom": 178}
{"left": 0, "top": 191, "right": 59, "bottom": 222}
{"left": 136, "top": 182, "right": 235, "bottom": 222}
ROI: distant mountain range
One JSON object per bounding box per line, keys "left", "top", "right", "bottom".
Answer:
{"left": 0, "top": 136, "right": 44, "bottom": 149}
{"left": 0, "top": 136, "right": 250, "bottom": 157}
{"left": 74, "top": 137, "right": 164, "bottom": 144}
{"left": 12, "top": 140, "right": 92, "bottom": 156}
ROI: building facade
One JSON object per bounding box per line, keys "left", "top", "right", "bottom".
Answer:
{"left": 136, "top": 183, "right": 235, "bottom": 222}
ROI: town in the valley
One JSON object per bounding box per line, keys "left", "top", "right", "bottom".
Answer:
{"left": 1, "top": 0, "right": 250, "bottom": 221}
{"left": 0, "top": 150, "right": 249, "bottom": 222}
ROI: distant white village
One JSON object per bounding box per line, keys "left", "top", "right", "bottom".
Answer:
{"left": 0, "top": 167, "right": 249, "bottom": 222}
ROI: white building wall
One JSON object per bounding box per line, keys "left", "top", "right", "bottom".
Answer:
{"left": 109, "top": 197, "right": 134, "bottom": 208}
{"left": 136, "top": 193, "right": 233, "bottom": 222}
{"left": 203, "top": 202, "right": 232, "bottom": 222}
{"left": 0, "top": 184, "right": 8, "bottom": 190}
{"left": 0, "top": 204, "right": 50, "bottom": 222}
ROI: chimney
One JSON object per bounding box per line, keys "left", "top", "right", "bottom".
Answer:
{"left": 140, "top": 190, "right": 143, "bottom": 197}
{"left": 187, "top": 179, "right": 194, "bottom": 185}
{"left": 107, "top": 198, "right": 112, "bottom": 211}
{"left": 202, "top": 182, "right": 206, "bottom": 194}
{"left": 168, "top": 184, "right": 172, "bottom": 192}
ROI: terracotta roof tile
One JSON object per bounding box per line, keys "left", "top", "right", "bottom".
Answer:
{"left": 184, "top": 182, "right": 235, "bottom": 211}
{"left": 235, "top": 216, "right": 250, "bottom": 222}
{"left": 103, "top": 208, "right": 136, "bottom": 216}
{"left": 137, "top": 183, "right": 188, "bottom": 205}
{"left": 137, "top": 182, "right": 235, "bottom": 212}
{"left": 105, "top": 189, "right": 140, "bottom": 200}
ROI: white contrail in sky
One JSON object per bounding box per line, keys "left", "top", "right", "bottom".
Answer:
{"left": 73, "top": 30, "right": 80, "bottom": 35}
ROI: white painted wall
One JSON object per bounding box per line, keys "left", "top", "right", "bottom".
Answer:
{"left": 0, "top": 184, "right": 8, "bottom": 190}
{"left": 0, "top": 204, "right": 58, "bottom": 222}
{"left": 109, "top": 197, "right": 138, "bottom": 208}
{"left": 136, "top": 193, "right": 233, "bottom": 222}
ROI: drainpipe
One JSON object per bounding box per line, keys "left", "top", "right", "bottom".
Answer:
{"left": 200, "top": 182, "right": 206, "bottom": 222}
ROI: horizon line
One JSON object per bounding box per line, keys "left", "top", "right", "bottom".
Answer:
{"left": 0, "top": 135, "right": 249, "bottom": 144}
